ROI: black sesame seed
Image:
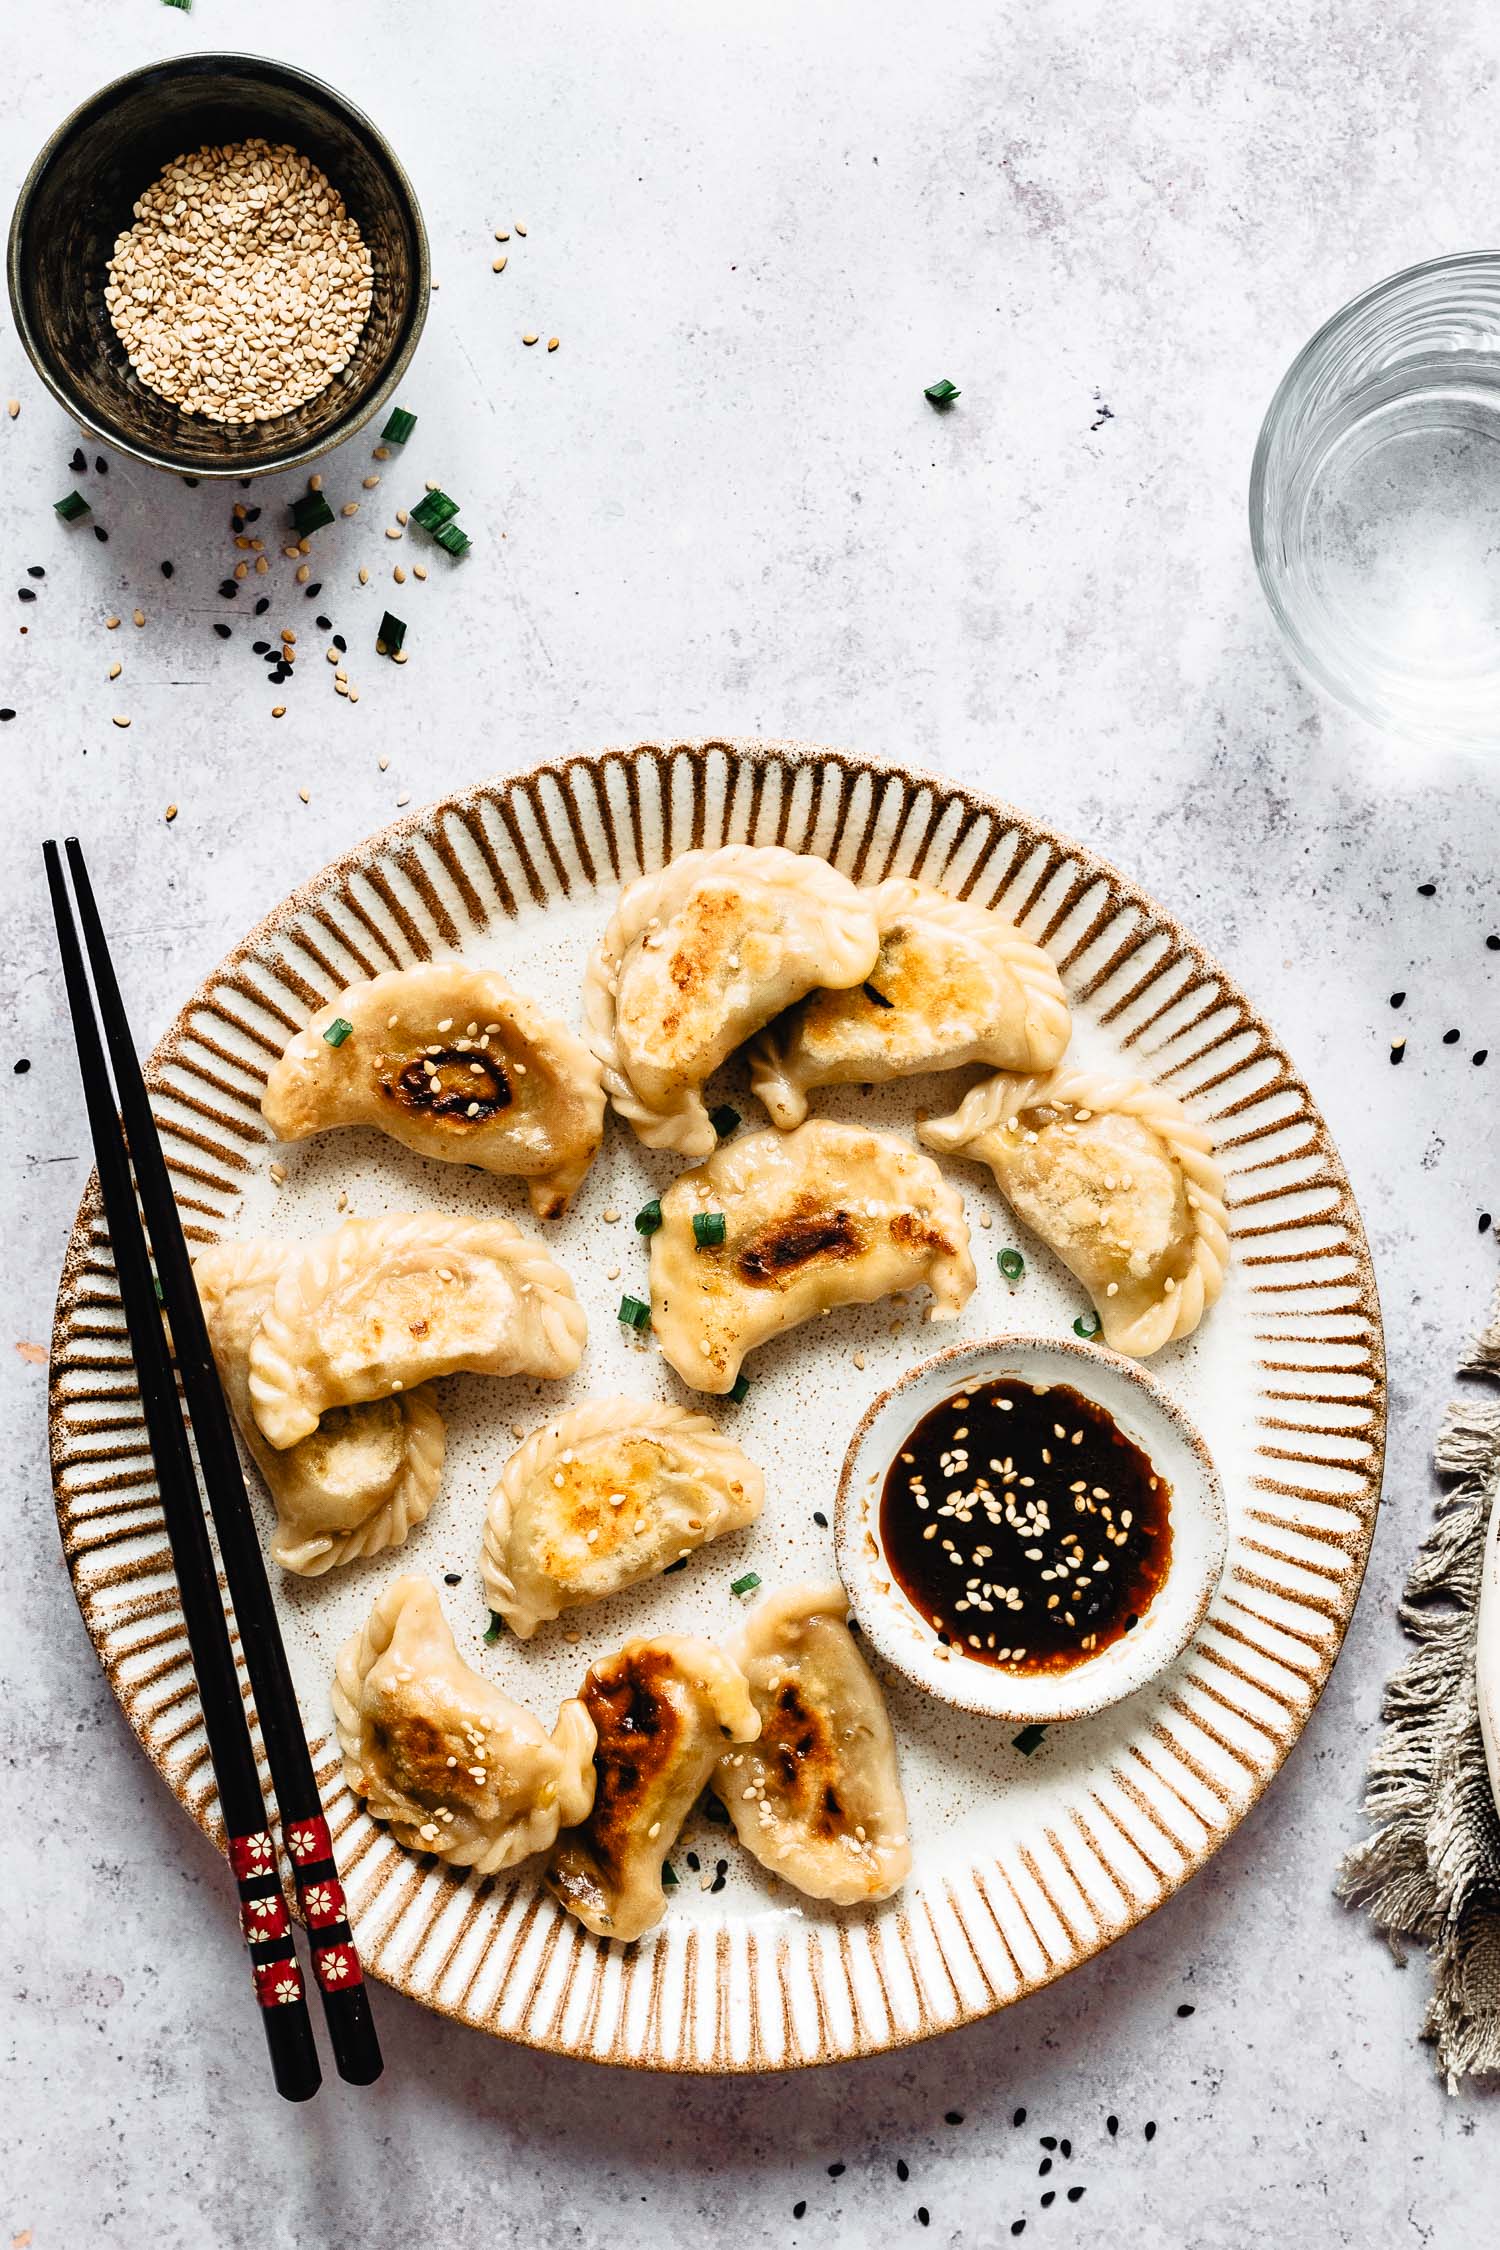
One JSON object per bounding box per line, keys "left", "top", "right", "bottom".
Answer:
{"left": 709, "top": 1873, "right": 726, "bottom": 1894}
{"left": 1106, "top": 2115, "right": 1119, "bottom": 2137}
{"left": 70, "top": 447, "right": 86, "bottom": 473}
{"left": 1013, "top": 2108, "right": 1026, "bottom": 2128}
{"left": 16, "top": 588, "right": 36, "bottom": 603}
{"left": 916, "top": 2211, "right": 930, "bottom": 2228}
{"left": 1011, "top": 2226, "right": 1025, "bottom": 2239}
{"left": 26, "top": 565, "right": 44, "bottom": 579}
{"left": 239, "top": 476, "right": 252, "bottom": 488}
{"left": 1488, "top": 936, "right": 1499, "bottom": 952}
{"left": 1176, "top": 2003, "right": 1194, "bottom": 2017}
{"left": 1067, "top": 2186, "right": 1085, "bottom": 2203}
{"left": 304, "top": 581, "right": 322, "bottom": 598}
{"left": 252, "top": 640, "right": 271, "bottom": 654}
{"left": 443, "top": 1572, "right": 462, "bottom": 1586}
{"left": 1475, "top": 1050, "right": 1489, "bottom": 1066}
{"left": 1481, "top": 1214, "right": 1493, "bottom": 1235}
{"left": 1444, "top": 1028, "right": 1461, "bottom": 1045}
{"left": 182, "top": 474, "right": 199, "bottom": 487}
{"left": 213, "top": 623, "right": 232, "bottom": 640}
{"left": 1390, "top": 990, "right": 1406, "bottom": 1007}
{"left": 219, "top": 579, "right": 239, "bottom": 598}
{"left": 945, "top": 2111, "right": 964, "bottom": 2125}
{"left": 1059, "top": 2139, "right": 1071, "bottom": 2158}
{"left": 1039, "top": 2193, "right": 1055, "bottom": 2210}
{"left": 95, "top": 455, "right": 108, "bottom": 475}
{"left": 14, "top": 1058, "right": 31, "bottom": 1074}
{"left": 685, "top": 1852, "right": 700, "bottom": 1872}
{"left": 827, "top": 2162, "right": 845, "bottom": 2178}
{"left": 254, "top": 596, "right": 270, "bottom": 614}
{"left": 715, "top": 1858, "right": 728, "bottom": 1874}
{"left": 792, "top": 2202, "right": 806, "bottom": 2221}
{"left": 897, "top": 2160, "right": 909, "bottom": 2181}
{"left": 813, "top": 1509, "right": 828, "bottom": 1528}
{"left": 160, "top": 560, "right": 174, "bottom": 579}
{"left": 1418, "top": 881, "right": 1436, "bottom": 896}
{"left": 332, "top": 632, "right": 347, "bottom": 652}
{"left": 315, "top": 614, "right": 333, "bottom": 631}
{"left": 1040, "top": 2137, "right": 1057, "bottom": 2151}
{"left": 0, "top": 708, "right": 14, "bottom": 721}
{"left": 244, "top": 506, "right": 261, "bottom": 524}
{"left": 93, "top": 525, "right": 108, "bottom": 542}
{"left": 1038, "top": 2159, "right": 1052, "bottom": 2177}
{"left": 1144, "top": 2120, "right": 1157, "bottom": 2142}
{"left": 1390, "top": 1043, "right": 1405, "bottom": 1065}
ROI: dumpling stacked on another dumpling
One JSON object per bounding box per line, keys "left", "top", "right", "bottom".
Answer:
{"left": 482, "top": 1397, "right": 764, "bottom": 1637}
{"left": 261, "top": 964, "right": 606, "bottom": 1220}
{"left": 649, "top": 1119, "right": 976, "bottom": 1394}
{"left": 920, "top": 1066, "right": 1229, "bottom": 1357}
{"left": 751, "top": 877, "right": 1071, "bottom": 1126}
{"left": 334, "top": 1577, "right": 597, "bottom": 1873}
{"left": 582, "top": 845, "right": 880, "bottom": 1155}
{"left": 195, "top": 1238, "right": 445, "bottom": 1576}
{"left": 713, "top": 1584, "right": 910, "bottom": 1903}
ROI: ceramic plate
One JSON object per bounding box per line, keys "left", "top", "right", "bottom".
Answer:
{"left": 48, "top": 739, "right": 1386, "bottom": 2071}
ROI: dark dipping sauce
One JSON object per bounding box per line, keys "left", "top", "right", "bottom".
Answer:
{"left": 878, "top": 1377, "right": 1172, "bottom": 1673}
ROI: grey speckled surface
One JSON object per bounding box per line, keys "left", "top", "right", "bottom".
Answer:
{"left": 3, "top": 2, "right": 1497, "bottom": 2243}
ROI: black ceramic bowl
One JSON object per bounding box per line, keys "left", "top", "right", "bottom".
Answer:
{"left": 7, "top": 52, "right": 429, "bottom": 479}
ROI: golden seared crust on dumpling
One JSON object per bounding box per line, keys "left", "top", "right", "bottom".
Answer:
{"left": 750, "top": 878, "right": 1071, "bottom": 1127}
{"left": 332, "top": 1576, "right": 596, "bottom": 1874}
{"left": 481, "top": 1398, "right": 764, "bottom": 1637}
{"left": 246, "top": 1213, "right": 586, "bottom": 1450}
{"left": 648, "top": 1120, "right": 976, "bottom": 1395}
{"left": 920, "top": 1066, "right": 1229, "bottom": 1357}
{"left": 581, "top": 846, "right": 880, "bottom": 1155}
{"left": 261, "top": 963, "right": 605, "bottom": 1219}
{"left": 546, "top": 1633, "right": 759, "bottom": 1941}
{"left": 714, "top": 1584, "right": 911, "bottom": 1904}
{"left": 194, "top": 1238, "right": 445, "bottom": 1575}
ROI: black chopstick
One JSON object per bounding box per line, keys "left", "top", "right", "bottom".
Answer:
{"left": 59, "top": 838, "right": 383, "bottom": 2089}
{"left": 45, "top": 841, "right": 321, "bottom": 2103}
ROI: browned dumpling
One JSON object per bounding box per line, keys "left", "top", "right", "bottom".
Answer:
{"left": 648, "top": 1120, "right": 976, "bottom": 1394}
{"left": 921, "top": 1066, "right": 1230, "bottom": 1356}
{"left": 546, "top": 1634, "right": 759, "bottom": 1941}
{"left": 581, "top": 846, "right": 880, "bottom": 1155}
{"left": 262, "top": 963, "right": 605, "bottom": 1219}
{"left": 332, "top": 1577, "right": 596, "bottom": 1874}
{"left": 751, "top": 878, "right": 1070, "bottom": 1126}
{"left": 713, "top": 1584, "right": 911, "bottom": 1903}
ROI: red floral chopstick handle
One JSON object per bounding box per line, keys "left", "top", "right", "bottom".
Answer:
{"left": 283, "top": 1815, "right": 365, "bottom": 1994}
{"left": 228, "top": 1828, "right": 307, "bottom": 2008}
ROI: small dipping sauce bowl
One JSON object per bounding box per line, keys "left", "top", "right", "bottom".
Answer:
{"left": 835, "top": 1334, "right": 1227, "bottom": 1725}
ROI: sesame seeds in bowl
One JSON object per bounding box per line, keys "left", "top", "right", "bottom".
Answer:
{"left": 835, "top": 1333, "right": 1228, "bottom": 1725}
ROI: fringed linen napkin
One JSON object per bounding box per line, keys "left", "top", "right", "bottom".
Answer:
{"left": 1338, "top": 1287, "right": 1500, "bottom": 2088}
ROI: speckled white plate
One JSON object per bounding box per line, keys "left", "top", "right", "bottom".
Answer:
{"left": 48, "top": 739, "right": 1386, "bottom": 2071}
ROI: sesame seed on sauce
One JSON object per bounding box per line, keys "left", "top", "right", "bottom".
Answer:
{"left": 878, "top": 1377, "right": 1172, "bottom": 1673}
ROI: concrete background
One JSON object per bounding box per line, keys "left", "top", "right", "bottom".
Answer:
{"left": 3, "top": 1, "right": 1496, "bottom": 2243}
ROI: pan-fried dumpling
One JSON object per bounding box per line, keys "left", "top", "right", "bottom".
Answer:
{"left": 712, "top": 1584, "right": 911, "bottom": 1903}
{"left": 750, "top": 878, "right": 1071, "bottom": 1126}
{"left": 481, "top": 1397, "right": 764, "bottom": 1637}
{"left": 261, "top": 964, "right": 605, "bottom": 1220}
{"left": 920, "top": 1066, "right": 1229, "bottom": 1357}
{"left": 247, "top": 1212, "right": 587, "bottom": 1449}
{"left": 333, "top": 1577, "right": 596, "bottom": 1873}
{"left": 582, "top": 846, "right": 880, "bottom": 1155}
{"left": 195, "top": 1238, "right": 445, "bottom": 1575}
{"left": 649, "top": 1120, "right": 976, "bottom": 1394}
{"left": 546, "top": 1634, "right": 759, "bottom": 1940}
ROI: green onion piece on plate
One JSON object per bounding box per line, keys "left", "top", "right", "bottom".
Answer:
{"left": 730, "top": 1572, "right": 761, "bottom": 1598}
{"left": 618, "top": 1293, "right": 650, "bottom": 1332}
{"left": 54, "top": 490, "right": 90, "bottom": 522}
{"left": 161, "top": 1, "right": 192, "bottom": 13}
{"left": 1011, "top": 1724, "right": 1046, "bottom": 1756}
{"left": 924, "top": 377, "right": 961, "bottom": 404}
{"left": 376, "top": 610, "right": 407, "bottom": 655}
{"left": 661, "top": 1861, "right": 679, "bottom": 1889}
{"left": 998, "top": 1248, "right": 1025, "bottom": 1283}
{"left": 290, "top": 491, "right": 335, "bottom": 535}
{"left": 1073, "top": 1310, "right": 1102, "bottom": 1340}
{"left": 483, "top": 1610, "right": 504, "bottom": 1645}
{"left": 727, "top": 1373, "right": 749, "bottom": 1404}
{"left": 381, "top": 407, "right": 417, "bottom": 445}
{"left": 634, "top": 1199, "right": 663, "bottom": 1235}
{"left": 322, "top": 1016, "right": 354, "bottom": 1047}
{"left": 410, "top": 489, "right": 460, "bottom": 533}
{"left": 432, "top": 520, "right": 472, "bottom": 558}
{"left": 692, "top": 1211, "right": 727, "bottom": 1249}
{"left": 710, "top": 1104, "right": 740, "bottom": 1139}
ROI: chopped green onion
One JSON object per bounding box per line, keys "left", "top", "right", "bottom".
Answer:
{"left": 1073, "top": 1310, "right": 1102, "bottom": 1340}
{"left": 863, "top": 982, "right": 894, "bottom": 1009}
{"left": 54, "top": 490, "right": 90, "bottom": 522}
{"left": 376, "top": 610, "right": 407, "bottom": 656}
{"left": 998, "top": 1248, "right": 1025, "bottom": 1283}
{"left": 161, "top": 1, "right": 191, "bottom": 13}
{"left": 710, "top": 1104, "right": 741, "bottom": 1140}
{"left": 730, "top": 1572, "right": 761, "bottom": 1598}
{"left": 410, "top": 489, "right": 460, "bottom": 533}
{"left": 661, "top": 1861, "right": 679, "bottom": 1888}
{"left": 153, "top": 1274, "right": 164, "bottom": 1304}
{"left": 727, "top": 1373, "right": 750, "bottom": 1403}
{"left": 323, "top": 1017, "right": 354, "bottom": 1047}
{"left": 290, "top": 491, "right": 335, "bottom": 535}
{"left": 432, "top": 520, "right": 472, "bottom": 558}
{"left": 1011, "top": 1724, "right": 1046, "bottom": 1757}
{"left": 924, "top": 377, "right": 961, "bottom": 404}
{"left": 381, "top": 407, "right": 417, "bottom": 445}
{"left": 618, "top": 1293, "right": 651, "bottom": 1331}
{"left": 483, "top": 1610, "right": 504, "bottom": 1644}
{"left": 634, "top": 1199, "right": 663, "bottom": 1236}
{"left": 692, "top": 1210, "right": 727, "bottom": 1249}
